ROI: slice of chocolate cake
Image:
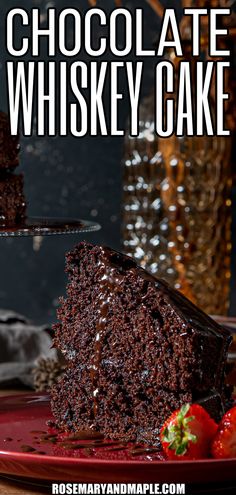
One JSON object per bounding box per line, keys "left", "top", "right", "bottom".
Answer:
{"left": 0, "top": 112, "right": 19, "bottom": 171}
{"left": 0, "top": 173, "right": 26, "bottom": 226}
{"left": 51, "top": 242, "right": 232, "bottom": 444}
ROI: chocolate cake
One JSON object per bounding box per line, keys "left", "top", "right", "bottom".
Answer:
{"left": 0, "top": 173, "right": 26, "bottom": 226}
{"left": 0, "top": 112, "right": 19, "bottom": 171}
{"left": 51, "top": 242, "right": 232, "bottom": 444}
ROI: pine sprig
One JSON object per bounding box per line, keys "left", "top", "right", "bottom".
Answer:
{"left": 32, "top": 358, "right": 66, "bottom": 392}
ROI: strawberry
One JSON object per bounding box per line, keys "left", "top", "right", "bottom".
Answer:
{"left": 211, "top": 405, "right": 236, "bottom": 459}
{"left": 160, "top": 403, "right": 218, "bottom": 460}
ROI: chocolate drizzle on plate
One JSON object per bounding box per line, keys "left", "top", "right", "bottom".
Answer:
{"left": 17, "top": 428, "right": 164, "bottom": 461}
{"left": 20, "top": 445, "right": 37, "bottom": 453}
{"left": 66, "top": 430, "right": 104, "bottom": 441}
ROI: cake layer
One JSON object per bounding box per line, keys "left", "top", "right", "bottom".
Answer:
{"left": 51, "top": 366, "right": 227, "bottom": 444}
{"left": 51, "top": 366, "right": 191, "bottom": 444}
{"left": 0, "top": 173, "right": 26, "bottom": 226}
{"left": 0, "top": 112, "right": 19, "bottom": 170}
{"left": 53, "top": 243, "right": 231, "bottom": 394}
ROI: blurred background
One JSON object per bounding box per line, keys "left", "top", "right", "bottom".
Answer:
{"left": 0, "top": 0, "right": 235, "bottom": 325}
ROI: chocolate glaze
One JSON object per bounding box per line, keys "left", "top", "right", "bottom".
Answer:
{"left": 91, "top": 248, "right": 126, "bottom": 417}
{"left": 107, "top": 446, "right": 127, "bottom": 452}
{"left": 62, "top": 441, "right": 119, "bottom": 450}
{"left": 66, "top": 430, "right": 104, "bottom": 441}
{"left": 20, "top": 445, "right": 36, "bottom": 453}
{"left": 30, "top": 430, "right": 47, "bottom": 434}
{"left": 88, "top": 246, "right": 231, "bottom": 419}
{"left": 29, "top": 427, "right": 164, "bottom": 460}
{"left": 25, "top": 428, "right": 164, "bottom": 460}
{"left": 130, "top": 447, "right": 161, "bottom": 456}
{"left": 101, "top": 246, "right": 230, "bottom": 341}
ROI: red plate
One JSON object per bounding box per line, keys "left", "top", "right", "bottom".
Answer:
{"left": 0, "top": 393, "right": 235, "bottom": 483}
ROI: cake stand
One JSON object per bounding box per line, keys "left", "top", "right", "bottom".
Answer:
{"left": 0, "top": 216, "right": 101, "bottom": 237}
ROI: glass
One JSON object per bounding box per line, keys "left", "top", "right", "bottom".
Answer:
{"left": 122, "top": 34, "right": 232, "bottom": 315}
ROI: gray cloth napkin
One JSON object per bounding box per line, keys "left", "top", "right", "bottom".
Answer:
{"left": 0, "top": 309, "right": 56, "bottom": 387}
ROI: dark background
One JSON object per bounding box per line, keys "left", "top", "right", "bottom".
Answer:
{"left": 0, "top": 0, "right": 235, "bottom": 324}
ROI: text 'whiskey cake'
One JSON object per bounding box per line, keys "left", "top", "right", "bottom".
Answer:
{"left": 51, "top": 242, "right": 232, "bottom": 444}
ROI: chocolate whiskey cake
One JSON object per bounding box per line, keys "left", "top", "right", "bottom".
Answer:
{"left": 0, "top": 111, "right": 19, "bottom": 171}
{"left": 0, "top": 173, "right": 26, "bottom": 226}
{"left": 51, "top": 242, "right": 232, "bottom": 444}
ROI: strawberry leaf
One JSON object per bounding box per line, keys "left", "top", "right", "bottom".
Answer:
{"left": 180, "top": 404, "right": 190, "bottom": 417}
{"left": 162, "top": 403, "right": 199, "bottom": 456}
{"left": 176, "top": 442, "right": 188, "bottom": 456}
